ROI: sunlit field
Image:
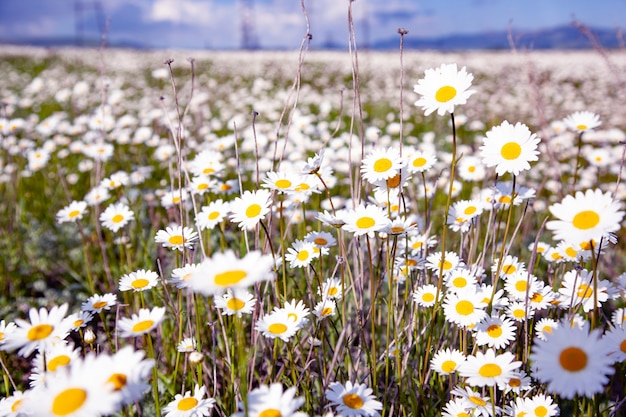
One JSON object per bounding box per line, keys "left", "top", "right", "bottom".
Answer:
{"left": 1, "top": 43, "right": 626, "bottom": 417}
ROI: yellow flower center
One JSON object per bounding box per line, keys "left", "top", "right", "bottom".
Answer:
{"left": 48, "top": 355, "right": 71, "bottom": 372}
{"left": 576, "top": 124, "right": 587, "bottom": 131}
{"left": 259, "top": 409, "right": 282, "bottom": 417}
{"left": 542, "top": 325, "right": 553, "bottom": 334}
{"left": 68, "top": 210, "right": 80, "bottom": 218}
{"left": 132, "top": 320, "right": 154, "bottom": 333}
{"left": 328, "top": 287, "right": 339, "bottom": 296}
{"left": 178, "top": 397, "right": 199, "bottom": 411}
{"left": 92, "top": 301, "right": 107, "bottom": 309}
{"left": 509, "top": 377, "right": 521, "bottom": 387}
{"left": 168, "top": 235, "right": 185, "bottom": 246}
{"left": 502, "top": 264, "right": 516, "bottom": 274}
{"left": 468, "top": 165, "right": 476, "bottom": 173}
{"left": 487, "top": 324, "right": 503, "bottom": 338}
{"left": 275, "top": 179, "right": 292, "bottom": 189}
{"left": 297, "top": 250, "right": 309, "bottom": 261}
{"left": 463, "top": 206, "right": 477, "bottom": 215}
{"left": 515, "top": 280, "right": 527, "bottom": 292}
{"left": 227, "top": 298, "right": 246, "bottom": 311}
{"left": 203, "top": 167, "right": 215, "bottom": 175}
{"left": 246, "top": 204, "right": 262, "bottom": 218}
{"left": 535, "top": 406, "right": 548, "bottom": 417}
{"left": 387, "top": 173, "right": 402, "bottom": 188}
{"left": 208, "top": 211, "right": 220, "bottom": 220}
{"left": 214, "top": 270, "right": 247, "bottom": 286}
{"left": 500, "top": 142, "right": 522, "bottom": 160}
{"left": 559, "top": 346, "right": 587, "bottom": 372}
{"left": 619, "top": 339, "right": 626, "bottom": 354}
{"left": 412, "top": 157, "right": 427, "bottom": 167}
{"left": 530, "top": 292, "right": 543, "bottom": 303}
{"left": 342, "top": 393, "right": 364, "bottom": 409}
{"left": 313, "top": 237, "right": 328, "bottom": 246}
{"left": 11, "top": 399, "right": 23, "bottom": 413}
{"left": 197, "top": 183, "right": 209, "bottom": 190}
{"left": 422, "top": 292, "right": 435, "bottom": 303}
{"left": 107, "top": 373, "right": 127, "bottom": 390}
{"left": 499, "top": 195, "right": 512, "bottom": 204}
{"left": 455, "top": 300, "right": 474, "bottom": 316}
{"left": 565, "top": 247, "right": 578, "bottom": 257}
{"left": 52, "top": 388, "right": 87, "bottom": 416}
{"left": 268, "top": 323, "right": 287, "bottom": 334}
{"left": 439, "top": 260, "right": 453, "bottom": 271}
{"left": 321, "top": 307, "right": 333, "bottom": 316}
{"left": 572, "top": 210, "right": 600, "bottom": 230}
{"left": 112, "top": 214, "right": 124, "bottom": 223}
{"left": 452, "top": 277, "right": 467, "bottom": 288}
{"left": 132, "top": 278, "right": 149, "bottom": 289}
{"left": 373, "top": 157, "right": 393, "bottom": 173}
{"left": 478, "top": 363, "right": 502, "bottom": 377}
{"left": 356, "top": 216, "right": 375, "bottom": 229}
{"left": 435, "top": 85, "right": 457, "bottom": 103}
{"left": 469, "top": 395, "right": 487, "bottom": 407}
{"left": 441, "top": 360, "right": 457, "bottom": 373}
{"left": 513, "top": 309, "right": 526, "bottom": 319}
{"left": 27, "top": 324, "right": 53, "bottom": 341}
{"left": 576, "top": 284, "right": 593, "bottom": 299}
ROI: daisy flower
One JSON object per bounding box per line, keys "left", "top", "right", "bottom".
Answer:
{"left": 441, "top": 398, "right": 472, "bottom": 417}
{"left": 535, "top": 318, "right": 559, "bottom": 341}
{"left": 160, "top": 189, "right": 190, "bottom": 209}
{"left": 189, "top": 149, "right": 225, "bottom": 177}
{"left": 602, "top": 325, "right": 626, "bottom": 362}
{"left": 317, "top": 209, "right": 347, "bottom": 228}
{"left": 0, "top": 320, "right": 17, "bottom": 347}
{"left": 340, "top": 204, "right": 390, "bottom": 236}
{"left": 318, "top": 277, "right": 344, "bottom": 300}
{"left": 169, "top": 263, "right": 199, "bottom": 289}
{"left": 119, "top": 269, "right": 160, "bottom": 292}
{"left": 196, "top": 200, "right": 230, "bottom": 231}
{"left": 279, "top": 299, "right": 311, "bottom": 329}
{"left": 445, "top": 268, "right": 478, "bottom": 294}
{"left": 1, "top": 304, "right": 72, "bottom": 357}
{"left": 360, "top": 147, "right": 404, "bottom": 183}
{"left": 459, "top": 348, "right": 521, "bottom": 387}
{"left": 262, "top": 171, "right": 299, "bottom": 193}
{"left": 99, "top": 202, "right": 134, "bottom": 232}
{"left": 430, "top": 347, "right": 466, "bottom": 376}
{"left": 285, "top": 239, "right": 320, "bottom": 268}
{"left": 503, "top": 272, "right": 541, "bottom": 301}
{"left": 313, "top": 299, "right": 337, "bottom": 320}
{"left": 187, "top": 250, "right": 274, "bottom": 296}
{"left": 30, "top": 342, "right": 81, "bottom": 387}
{"left": 525, "top": 393, "right": 560, "bottom": 417}
{"left": 84, "top": 185, "right": 111, "bottom": 206}
{"left": 23, "top": 355, "right": 122, "bottom": 417}
{"left": 66, "top": 311, "right": 94, "bottom": 331}
{"left": 406, "top": 149, "right": 437, "bottom": 174}
{"left": 213, "top": 289, "right": 256, "bottom": 317}
{"left": 506, "top": 301, "right": 535, "bottom": 322}
{"left": 473, "top": 315, "right": 517, "bottom": 349}
{"left": 177, "top": 337, "right": 197, "bottom": 353}
{"left": 188, "top": 175, "right": 216, "bottom": 196}
{"left": 546, "top": 188, "right": 624, "bottom": 245}
{"left": 557, "top": 268, "right": 615, "bottom": 312}
{"left": 412, "top": 284, "right": 441, "bottom": 308}
{"left": 0, "top": 390, "right": 27, "bottom": 416}
{"left": 96, "top": 345, "right": 155, "bottom": 405}
{"left": 117, "top": 306, "right": 166, "bottom": 338}
{"left": 425, "top": 251, "right": 463, "bottom": 277}
{"left": 155, "top": 225, "right": 199, "bottom": 251}
{"left": 255, "top": 310, "right": 299, "bottom": 342}
{"left": 497, "top": 369, "right": 532, "bottom": 395}
{"left": 305, "top": 230, "right": 337, "bottom": 249}
{"left": 479, "top": 120, "right": 541, "bottom": 176}
{"left": 229, "top": 189, "right": 272, "bottom": 230}
{"left": 56, "top": 200, "right": 88, "bottom": 224}
{"left": 529, "top": 321, "right": 614, "bottom": 399}
{"left": 413, "top": 63, "right": 475, "bottom": 116}
{"left": 450, "top": 386, "right": 499, "bottom": 417}
{"left": 457, "top": 155, "right": 486, "bottom": 182}
{"left": 491, "top": 255, "right": 525, "bottom": 279}
{"left": 443, "top": 288, "right": 488, "bottom": 328}
{"left": 233, "top": 383, "right": 306, "bottom": 417}
{"left": 101, "top": 171, "right": 130, "bottom": 190}
{"left": 162, "top": 384, "right": 215, "bottom": 417}
{"left": 81, "top": 293, "right": 117, "bottom": 314}
{"left": 325, "top": 381, "right": 383, "bottom": 417}
{"left": 563, "top": 110, "right": 601, "bottom": 132}
{"left": 301, "top": 149, "right": 325, "bottom": 174}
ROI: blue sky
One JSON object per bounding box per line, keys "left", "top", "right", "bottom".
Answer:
{"left": 0, "top": 0, "right": 623, "bottom": 49}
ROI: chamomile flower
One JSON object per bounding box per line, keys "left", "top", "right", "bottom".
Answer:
{"left": 233, "top": 383, "right": 306, "bottom": 417}
{"left": 406, "top": 149, "right": 437, "bottom": 173}
{"left": 285, "top": 239, "right": 320, "bottom": 268}
{"left": 280, "top": 299, "right": 310, "bottom": 329}
{"left": 188, "top": 175, "right": 216, "bottom": 196}
{"left": 557, "top": 268, "right": 615, "bottom": 312}
{"left": 0, "top": 320, "right": 16, "bottom": 348}
{"left": 305, "top": 231, "right": 337, "bottom": 249}
{"left": 119, "top": 269, "right": 160, "bottom": 292}
{"left": 340, "top": 204, "right": 389, "bottom": 236}
{"left": 213, "top": 289, "right": 256, "bottom": 317}
{"left": 441, "top": 398, "right": 472, "bottom": 417}
{"left": 503, "top": 272, "right": 541, "bottom": 301}
{"left": 255, "top": 310, "right": 299, "bottom": 342}
{"left": 413, "top": 63, "right": 475, "bottom": 116}
{"left": 301, "top": 149, "right": 325, "bottom": 174}
{"left": 535, "top": 318, "right": 559, "bottom": 341}
{"left": 155, "top": 225, "right": 199, "bottom": 251}
{"left": 313, "top": 299, "right": 337, "bottom": 320}
{"left": 99, "top": 202, "right": 134, "bottom": 232}
{"left": 262, "top": 171, "right": 299, "bottom": 193}
{"left": 81, "top": 293, "right": 117, "bottom": 314}
{"left": 445, "top": 268, "right": 478, "bottom": 294}
{"left": 546, "top": 188, "right": 624, "bottom": 245}
{"left": 443, "top": 289, "right": 488, "bottom": 328}
{"left": 162, "top": 384, "right": 215, "bottom": 417}
{"left": 56, "top": 200, "right": 88, "bottom": 224}
{"left": 412, "top": 284, "right": 441, "bottom": 308}
{"left": 430, "top": 347, "right": 466, "bottom": 376}
{"left": 177, "top": 337, "right": 197, "bottom": 353}
{"left": 196, "top": 200, "right": 230, "bottom": 231}
{"left": 459, "top": 348, "right": 521, "bottom": 387}
{"left": 1, "top": 304, "right": 72, "bottom": 357}
{"left": 451, "top": 386, "right": 498, "bottom": 417}
{"left": 188, "top": 149, "right": 225, "bottom": 177}
{"left": 360, "top": 147, "right": 404, "bottom": 183}
{"left": 30, "top": 342, "right": 81, "bottom": 387}
{"left": 497, "top": 369, "right": 532, "bottom": 395}
{"left": 229, "top": 189, "right": 272, "bottom": 230}
{"left": 169, "top": 263, "right": 199, "bottom": 289}
{"left": 318, "top": 277, "right": 344, "bottom": 300}
{"left": 458, "top": 155, "right": 486, "bottom": 182}
{"left": 426, "top": 251, "right": 463, "bottom": 277}
{"left": 317, "top": 209, "right": 347, "bottom": 228}
{"left": 479, "top": 121, "right": 541, "bottom": 176}
{"left": 117, "top": 307, "right": 166, "bottom": 338}
{"left": 603, "top": 325, "right": 626, "bottom": 362}
{"left": 84, "top": 185, "right": 111, "bottom": 206}
{"left": 0, "top": 390, "right": 27, "bottom": 416}
{"left": 187, "top": 250, "right": 274, "bottom": 296}
{"left": 563, "top": 111, "right": 601, "bottom": 132}
{"left": 530, "top": 321, "right": 614, "bottom": 399}
{"left": 474, "top": 315, "right": 517, "bottom": 349}
{"left": 491, "top": 255, "right": 525, "bottom": 279}
{"left": 325, "top": 381, "right": 383, "bottom": 417}
{"left": 506, "top": 301, "right": 535, "bottom": 322}
{"left": 97, "top": 345, "right": 155, "bottom": 405}
{"left": 524, "top": 394, "right": 560, "bottom": 417}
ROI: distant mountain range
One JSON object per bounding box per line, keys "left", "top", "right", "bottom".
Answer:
{"left": 1, "top": 25, "right": 623, "bottom": 51}
{"left": 370, "top": 25, "right": 624, "bottom": 50}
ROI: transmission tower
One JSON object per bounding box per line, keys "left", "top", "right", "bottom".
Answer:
{"left": 239, "top": 0, "right": 259, "bottom": 50}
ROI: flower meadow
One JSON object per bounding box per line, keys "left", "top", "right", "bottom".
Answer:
{"left": 1, "top": 39, "right": 626, "bottom": 417}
